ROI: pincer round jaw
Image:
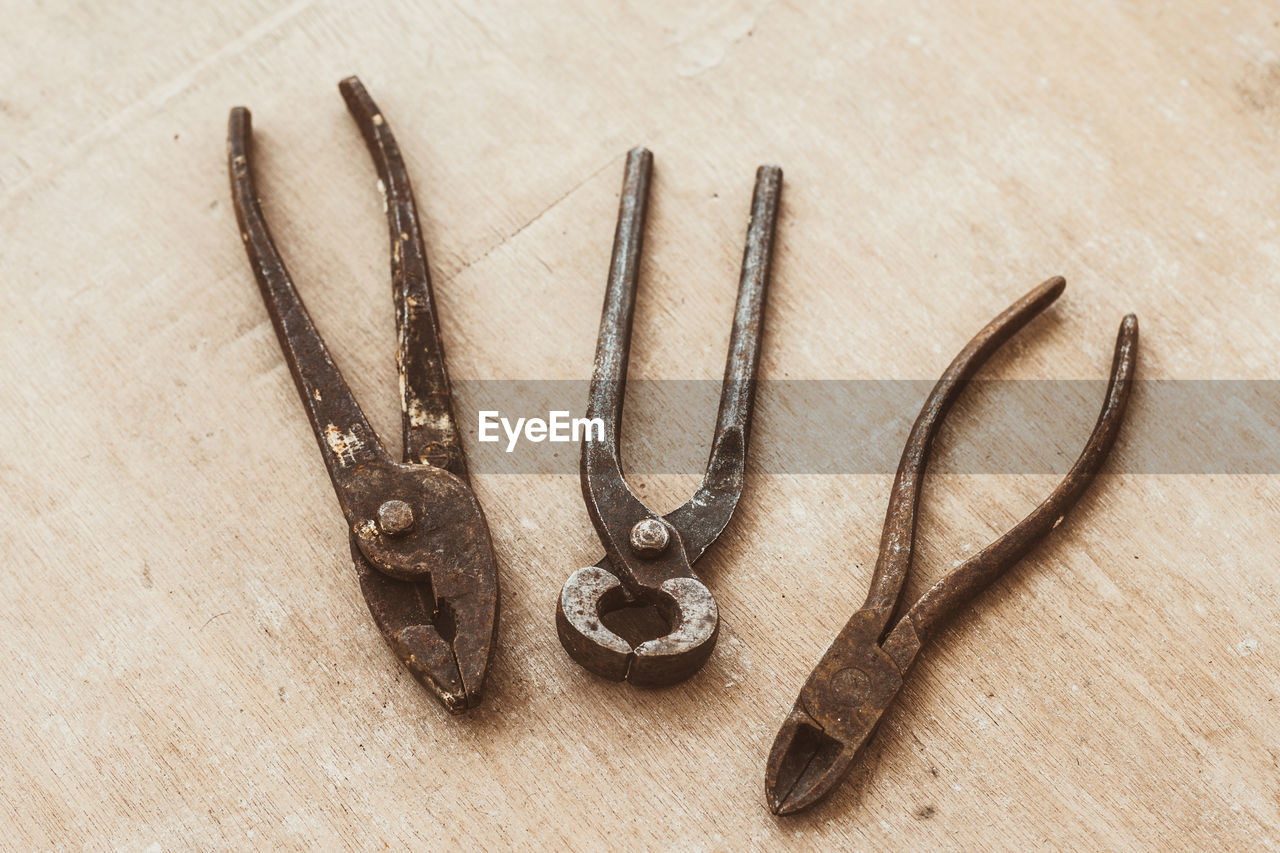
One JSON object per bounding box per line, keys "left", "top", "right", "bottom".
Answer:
{"left": 556, "top": 566, "right": 720, "bottom": 687}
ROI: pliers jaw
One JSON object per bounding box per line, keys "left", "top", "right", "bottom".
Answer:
{"left": 765, "top": 706, "right": 863, "bottom": 817}
{"left": 765, "top": 608, "right": 908, "bottom": 815}
{"left": 353, "top": 536, "right": 498, "bottom": 715}
{"left": 346, "top": 461, "right": 499, "bottom": 714}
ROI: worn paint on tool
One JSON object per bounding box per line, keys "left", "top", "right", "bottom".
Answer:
{"left": 323, "top": 424, "right": 365, "bottom": 467}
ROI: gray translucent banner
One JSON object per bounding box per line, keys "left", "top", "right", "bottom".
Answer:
{"left": 448, "top": 380, "right": 1278, "bottom": 474}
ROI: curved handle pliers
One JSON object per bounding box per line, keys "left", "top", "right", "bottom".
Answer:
{"left": 766, "top": 278, "right": 1138, "bottom": 813}
{"left": 227, "top": 78, "right": 498, "bottom": 714}
{"left": 557, "top": 148, "right": 782, "bottom": 687}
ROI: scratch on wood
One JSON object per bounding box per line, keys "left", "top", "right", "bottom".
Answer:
{"left": 199, "top": 611, "right": 232, "bottom": 632}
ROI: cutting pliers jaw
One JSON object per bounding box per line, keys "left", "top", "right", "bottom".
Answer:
{"left": 765, "top": 705, "right": 864, "bottom": 816}
{"left": 765, "top": 607, "right": 908, "bottom": 815}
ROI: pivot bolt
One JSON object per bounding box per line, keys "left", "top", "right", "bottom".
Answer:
{"left": 629, "top": 518, "right": 670, "bottom": 557}
{"left": 377, "top": 500, "right": 415, "bottom": 536}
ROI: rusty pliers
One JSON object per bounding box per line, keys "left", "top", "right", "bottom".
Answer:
{"left": 556, "top": 148, "right": 782, "bottom": 687}
{"left": 765, "top": 278, "right": 1138, "bottom": 813}
{"left": 227, "top": 78, "right": 498, "bottom": 714}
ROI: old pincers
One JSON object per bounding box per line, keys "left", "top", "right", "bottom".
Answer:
{"left": 557, "top": 148, "right": 782, "bottom": 687}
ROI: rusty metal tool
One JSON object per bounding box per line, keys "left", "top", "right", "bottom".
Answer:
{"left": 765, "top": 278, "right": 1138, "bottom": 814}
{"left": 556, "top": 148, "right": 781, "bottom": 687}
{"left": 227, "top": 77, "right": 498, "bottom": 714}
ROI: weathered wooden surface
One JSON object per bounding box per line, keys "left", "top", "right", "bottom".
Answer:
{"left": 2, "top": 1, "right": 1278, "bottom": 848}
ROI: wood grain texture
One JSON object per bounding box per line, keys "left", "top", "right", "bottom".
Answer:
{"left": 2, "top": 0, "right": 1278, "bottom": 848}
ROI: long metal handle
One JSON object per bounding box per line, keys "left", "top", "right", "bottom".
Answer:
{"left": 580, "top": 147, "right": 653, "bottom": 529}
{"left": 712, "top": 164, "right": 782, "bottom": 453}
{"left": 666, "top": 165, "right": 782, "bottom": 560}
{"left": 860, "top": 277, "right": 1067, "bottom": 638}
{"left": 228, "top": 107, "right": 391, "bottom": 485}
{"left": 339, "top": 77, "right": 468, "bottom": 480}
{"left": 585, "top": 147, "right": 651, "bottom": 460}
{"left": 897, "top": 313, "right": 1139, "bottom": 646}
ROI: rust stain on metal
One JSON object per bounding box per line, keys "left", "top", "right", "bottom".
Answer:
{"left": 765, "top": 278, "right": 1139, "bottom": 814}
{"left": 556, "top": 148, "right": 783, "bottom": 688}
{"left": 227, "top": 77, "right": 499, "bottom": 714}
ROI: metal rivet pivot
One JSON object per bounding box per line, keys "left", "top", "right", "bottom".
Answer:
{"left": 377, "top": 500, "right": 415, "bottom": 536}
{"left": 629, "top": 518, "right": 670, "bottom": 557}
